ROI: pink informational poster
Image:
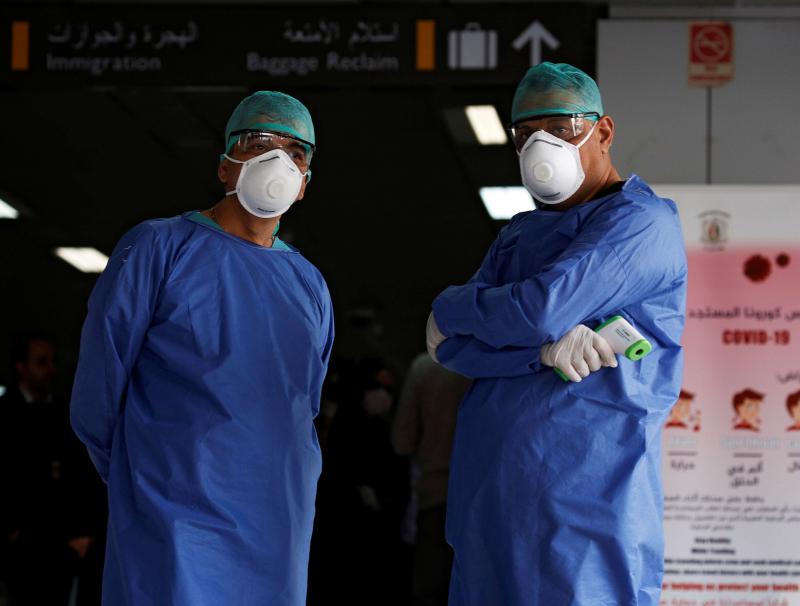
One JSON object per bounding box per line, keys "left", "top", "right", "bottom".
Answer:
{"left": 655, "top": 185, "right": 800, "bottom": 606}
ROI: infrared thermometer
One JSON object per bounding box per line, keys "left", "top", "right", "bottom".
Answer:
{"left": 555, "top": 315, "right": 652, "bottom": 382}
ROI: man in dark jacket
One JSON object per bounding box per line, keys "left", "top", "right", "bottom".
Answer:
{"left": 0, "top": 334, "right": 106, "bottom": 606}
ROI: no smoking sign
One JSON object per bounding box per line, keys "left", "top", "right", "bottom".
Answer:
{"left": 689, "top": 22, "right": 734, "bottom": 86}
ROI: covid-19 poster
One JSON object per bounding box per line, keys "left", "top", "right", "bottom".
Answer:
{"left": 656, "top": 185, "right": 800, "bottom": 606}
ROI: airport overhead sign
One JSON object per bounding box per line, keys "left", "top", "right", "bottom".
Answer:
{"left": 1, "top": 4, "right": 605, "bottom": 88}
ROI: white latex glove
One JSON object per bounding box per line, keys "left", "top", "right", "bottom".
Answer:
{"left": 426, "top": 312, "right": 447, "bottom": 362}
{"left": 540, "top": 324, "right": 618, "bottom": 382}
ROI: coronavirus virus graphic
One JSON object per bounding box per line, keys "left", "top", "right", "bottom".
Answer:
{"left": 776, "top": 253, "right": 791, "bottom": 268}
{"left": 744, "top": 254, "right": 771, "bottom": 282}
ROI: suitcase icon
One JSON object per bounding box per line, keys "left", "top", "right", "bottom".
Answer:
{"left": 448, "top": 23, "right": 498, "bottom": 70}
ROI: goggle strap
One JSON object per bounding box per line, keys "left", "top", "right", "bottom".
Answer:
{"left": 575, "top": 121, "right": 598, "bottom": 149}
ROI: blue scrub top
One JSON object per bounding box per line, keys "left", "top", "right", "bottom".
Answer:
{"left": 71, "top": 212, "right": 334, "bottom": 606}
{"left": 433, "top": 175, "right": 687, "bottom": 606}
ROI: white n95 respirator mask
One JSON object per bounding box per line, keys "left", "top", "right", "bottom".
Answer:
{"left": 224, "top": 149, "right": 306, "bottom": 219}
{"left": 518, "top": 122, "right": 597, "bottom": 205}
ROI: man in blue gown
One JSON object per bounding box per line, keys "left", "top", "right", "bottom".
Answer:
{"left": 427, "top": 63, "right": 687, "bottom": 605}
{"left": 71, "top": 91, "right": 334, "bottom": 606}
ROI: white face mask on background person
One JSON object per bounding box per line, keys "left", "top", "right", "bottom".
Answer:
{"left": 362, "top": 388, "right": 393, "bottom": 417}
{"left": 224, "top": 149, "right": 306, "bottom": 219}
{"left": 518, "top": 122, "right": 597, "bottom": 205}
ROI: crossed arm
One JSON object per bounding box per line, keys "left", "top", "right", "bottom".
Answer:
{"left": 429, "top": 206, "right": 666, "bottom": 379}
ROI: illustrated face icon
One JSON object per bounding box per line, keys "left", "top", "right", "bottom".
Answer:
{"left": 739, "top": 398, "right": 761, "bottom": 425}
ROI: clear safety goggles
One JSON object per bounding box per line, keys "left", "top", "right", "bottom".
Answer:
{"left": 509, "top": 112, "right": 600, "bottom": 153}
{"left": 229, "top": 129, "right": 315, "bottom": 170}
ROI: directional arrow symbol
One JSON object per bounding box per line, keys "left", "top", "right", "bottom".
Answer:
{"left": 512, "top": 21, "right": 560, "bottom": 66}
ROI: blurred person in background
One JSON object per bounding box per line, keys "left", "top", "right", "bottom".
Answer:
{"left": 0, "top": 333, "right": 105, "bottom": 606}
{"left": 426, "top": 63, "right": 687, "bottom": 605}
{"left": 310, "top": 358, "right": 409, "bottom": 606}
{"left": 70, "top": 91, "right": 333, "bottom": 606}
{"left": 391, "top": 352, "right": 470, "bottom": 606}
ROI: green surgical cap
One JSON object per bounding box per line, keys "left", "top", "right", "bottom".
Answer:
{"left": 511, "top": 62, "right": 603, "bottom": 125}
{"left": 224, "top": 91, "right": 315, "bottom": 153}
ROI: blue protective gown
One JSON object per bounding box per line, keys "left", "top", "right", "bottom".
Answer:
{"left": 70, "top": 212, "right": 334, "bottom": 606}
{"left": 432, "top": 176, "right": 687, "bottom": 606}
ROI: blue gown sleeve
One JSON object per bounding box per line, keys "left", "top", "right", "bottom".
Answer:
{"left": 306, "top": 281, "right": 335, "bottom": 416}
{"left": 435, "top": 336, "right": 541, "bottom": 378}
{"left": 70, "top": 223, "right": 166, "bottom": 482}
{"left": 433, "top": 217, "right": 543, "bottom": 378}
{"left": 319, "top": 288, "right": 335, "bottom": 374}
{"left": 432, "top": 202, "right": 680, "bottom": 350}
